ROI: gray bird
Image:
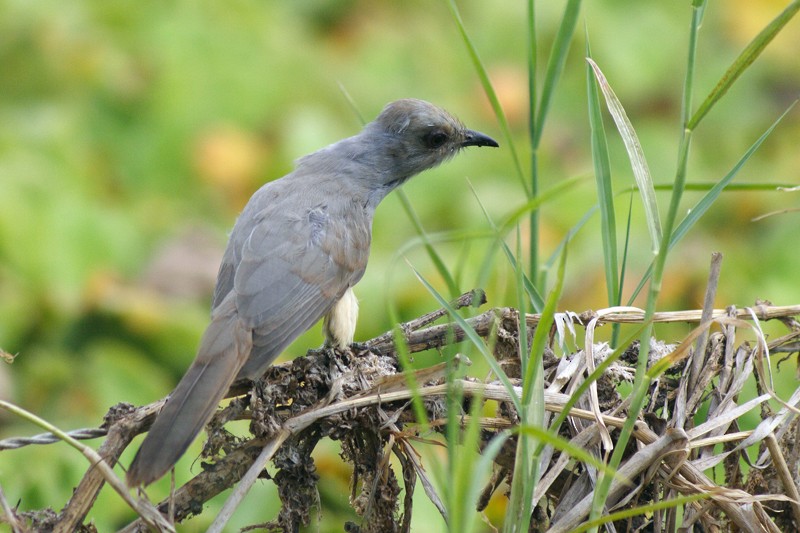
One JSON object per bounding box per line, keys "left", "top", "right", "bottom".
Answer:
{"left": 127, "top": 98, "right": 498, "bottom": 486}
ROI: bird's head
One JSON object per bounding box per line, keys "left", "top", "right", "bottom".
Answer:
{"left": 365, "top": 99, "right": 498, "bottom": 188}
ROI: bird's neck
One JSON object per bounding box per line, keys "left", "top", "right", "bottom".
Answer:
{"left": 296, "top": 135, "right": 410, "bottom": 209}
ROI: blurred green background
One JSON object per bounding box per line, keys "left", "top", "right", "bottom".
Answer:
{"left": 1, "top": 1, "right": 798, "bottom": 531}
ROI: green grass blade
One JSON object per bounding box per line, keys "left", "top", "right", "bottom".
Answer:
{"left": 497, "top": 173, "right": 588, "bottom": 308}
{"left": 543, "top": 204, "right": 596, "bottom": 273}
{"left": 527, "top": 0, "right": 537, "bottom": 132}
{"left": 393, "top": 228, "right": 496, "bottom": 259}
{"left": 515, "top": 424, "right": 626, "bottom": 484}
{"left": 467, "top": 182, "right": 546, "bottom": 312}
{"left": 586, "top": 35, "right": 618, "bottom": 308}
{"left": 503, "top": 242, "right": 546, "bottom": 312}
{"left": 499, "top": 173, "right": 589, "bottom": 234}
{"left": 527, "top": 0, "right": 539, "bottom": 287}
{"left": 627, "top": 101, "right": 797, "bottom": 304}
{"left": 465, "top": 431, "right": 510, "bottom": 532}
{"left": 532, "top": 0, "right": 583, "bottom": 147}
{"left": 507, "top": 246, "right": 566, "bottom": 532}
{"left": 671, "top": 102, "right": 795, "bottom": 243}
{"left": 528, "top": 248, "right": 566, "bottom": 406}
{"left": 449, "top": 364, "right": 482, "bottom": 533}
{"left": 337, "top": 82, "right": 367, "bottom": 126}
{"left": 613, "top": 193, "right": 633, "bottom": 344}
{"left": 587, "top": 58, "right": 662, "bottom": 253}
{"left": 447, "top": 0, "right": 528, "bottom": 196}
{"left": 571, "top": 493, "right": 708, "bottom": 533}
{"left": 388, "top": 306, "right": 431, "bottom": 433}
{"left": 411, "top": 264, "right": 521, "bottom": 413}
{"left": 515, "top": 227, "right": 531, "bottom": 379}
{"left": 681, "top": 1, "right": 706, "bottom": 127}
{"left": 470, "top": 174, "right": 586, "bottom": 313}
{"left": 504, "top": 228, "right": 535, "bottom": 532}
{"left": 654, "top": 181, "right": 797, "bottom": 191}
{"left": 397, "top": 189, "right": 460, "bottom": 298}
{"left": 453, "top": 428, "right": 510, "bottom": 533}
{"left": 687, "top": 0, "right": 800, "bottom": 130}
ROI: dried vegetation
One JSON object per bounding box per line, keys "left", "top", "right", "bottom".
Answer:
{"left": 3, "top": 291, "right": 800, "bottom": 532}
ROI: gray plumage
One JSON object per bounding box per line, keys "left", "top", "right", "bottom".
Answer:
{"left": 127, "top": 99, "right": 498, "bottom": 486}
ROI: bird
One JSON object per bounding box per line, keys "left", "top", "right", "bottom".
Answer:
{"left": 127, "top": 98, "right": 499, "bottom": 486}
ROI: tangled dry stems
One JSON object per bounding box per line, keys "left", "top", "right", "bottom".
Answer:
{"left": 3, "top": 291, "right": 800, "bottom": 532}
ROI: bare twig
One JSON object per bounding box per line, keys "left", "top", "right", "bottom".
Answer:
{"left": 0, "top": 480, "right": 23, "bottom": 533}
{"left": 765, "top": 432, "right": 800, "bottom": 526}
{"left": 0, "top": 428, "right": 107, "bottom": 451}
{"left": 5, "top": 296, "right": 800, "bottom": 531}
{"left": 0, "top": 400, "right": 173, "bottom": 532}
{"left": 689, "top": 252, "right": 723, "bottom": 393}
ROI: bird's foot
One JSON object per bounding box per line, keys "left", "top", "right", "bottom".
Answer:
{"left": 348, "top": 341, "right": 370, "bottom": 354}
{"left": 313, "top": 341, "right": 369, "bottom": 357}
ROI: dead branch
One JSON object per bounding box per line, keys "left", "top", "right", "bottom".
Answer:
{"left": 3, "top": 293, "right": 800, "bottom": 532}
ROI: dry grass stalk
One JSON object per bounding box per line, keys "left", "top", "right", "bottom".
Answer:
{"left": 2, "top": 291, "right": 800, "bottom": 532}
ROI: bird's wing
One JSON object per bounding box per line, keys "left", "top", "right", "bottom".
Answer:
{"left": 230, "top": 195, "right": 371, "bottom": 376}
{"left": 212, "top": 247, "right": 236, "bottom": 309}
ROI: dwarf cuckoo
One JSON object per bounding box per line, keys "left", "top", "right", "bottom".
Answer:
{"left": 127, "top": 99, "right": 498, "bottom": 486}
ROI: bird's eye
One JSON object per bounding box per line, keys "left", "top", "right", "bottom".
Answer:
{"left": 424, "top": 130, "right": 448, "bottom": 149}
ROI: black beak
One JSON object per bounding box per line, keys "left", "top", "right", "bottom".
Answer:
{"left": 462, "top": 129, "right": 499, "bottom": 148}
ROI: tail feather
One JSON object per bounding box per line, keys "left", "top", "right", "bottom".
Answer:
{"left": 127, "top": 306, "right": 252, "bottom": 486}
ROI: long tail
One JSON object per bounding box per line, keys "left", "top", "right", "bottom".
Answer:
{"left": 127, "top": 300, "right": 252, "bottom": 486}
